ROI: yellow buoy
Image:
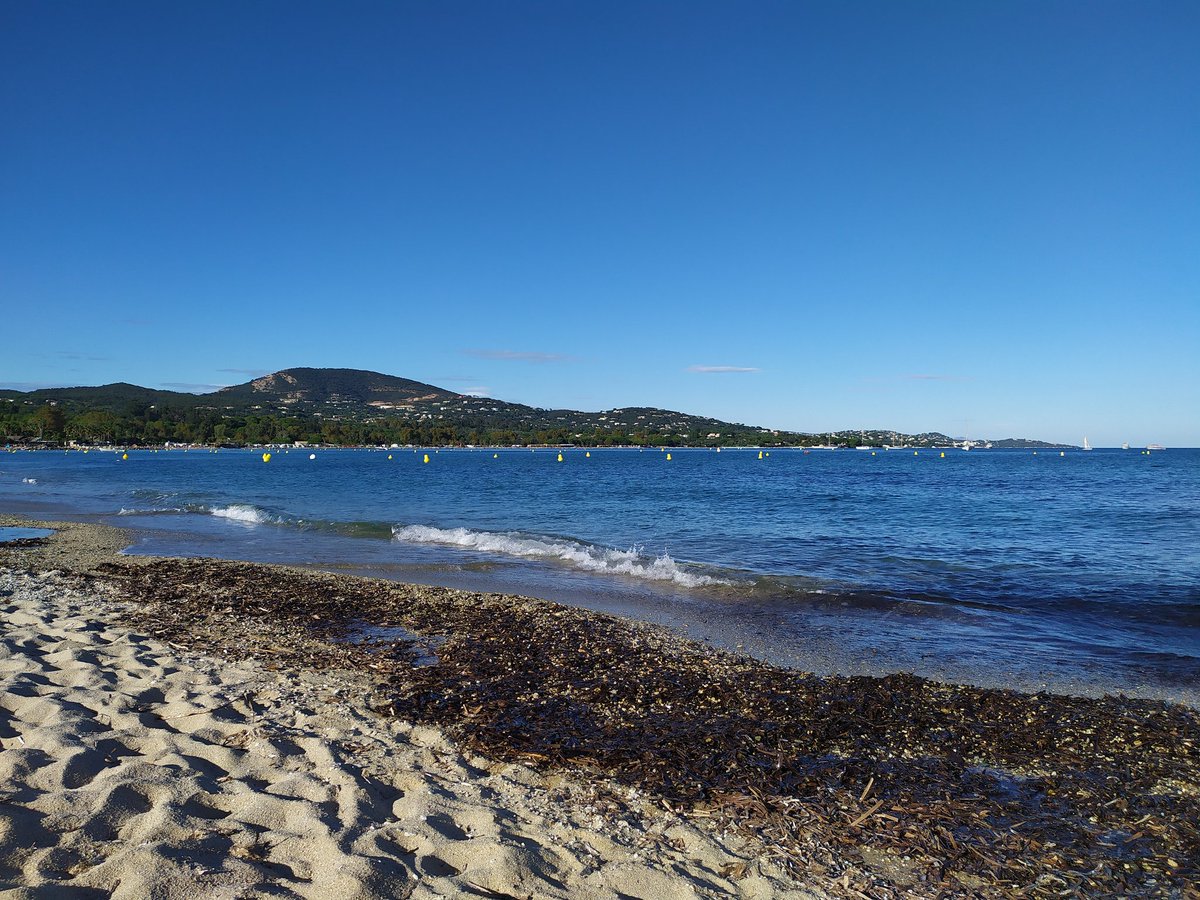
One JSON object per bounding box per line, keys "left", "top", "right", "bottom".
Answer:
{"left": 262, "top": 452, "right": 271, "bottom": 463}
{"left": 387, "top": 454, "right": 392, "bottom": 459}
{"left": 666, "top": 453, "right": 672, "bottom": 460}
{"left": 423, "top": 454, "right": 430, "bottom": 464}
{"left": 914, "top": 451, "right": 918, "bottom": 456}
{"left": 871, "top": 451, "right": 876, "bottom": 456}
{"left": 765, "top": 452, "right": 770, "bottom": 457}
{"left": 758, "top": 450, "right": 763, "bottom": 459}
{"left": 940, "top": 452, "right": 945, "bottom": 458}
{"left": 1060, "top": 451, "right": 1065, "bottom": 457}
{"left": 557, "top": 452, "right": 564, "bottom": 462}
{"left": 493, "top": 453, "right": 498, "bottom": 459}
{"left": 585, "top": 451, "right": 591, "bottom": 458}
{"left": 121, "top": 452, "right": 128, "bottom": 460}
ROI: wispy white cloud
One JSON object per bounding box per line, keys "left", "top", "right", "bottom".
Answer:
{"left": 463, "top": 349, "right": 575, "bottom": 363}
{"left": 462, "top": 386, "right": 492, "bottom": 397}
{"left": 217, "top": 368, "right": 272, "bottom": 377}
{"left": 160, "top": 382, "right": 228, "bottom": 393}
{"left": 54, "top": 352, "right": 111, "bottom": 362}
{"left": 688, "top": 365, "right": 761, "bottom": 374}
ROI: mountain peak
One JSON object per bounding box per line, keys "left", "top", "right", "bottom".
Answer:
{"left": 217, "top": 367, "right": 460, "bottom": 407}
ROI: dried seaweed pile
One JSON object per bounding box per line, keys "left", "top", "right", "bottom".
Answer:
{"left": 98, "top": 558, "right": 1199, "bottom": 897}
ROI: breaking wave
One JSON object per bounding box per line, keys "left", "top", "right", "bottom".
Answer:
{"left": 391, "top": 523, "right": 729, "bottom": 588}
{"left": 208, "top": 504, "right": 274, "bottom": 525}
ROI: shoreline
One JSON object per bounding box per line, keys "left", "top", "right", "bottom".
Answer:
{"left": 7, "top": 503, "right": 1195, "bottom": 709}
{"left": 2, "top": 516, "right": 1198, "bottom": 896}
{"left": 7, "top": 444, "right": 1099, "bottom": 458}
{"left": 0, "top": 520, "right": 810, "bottom": 899}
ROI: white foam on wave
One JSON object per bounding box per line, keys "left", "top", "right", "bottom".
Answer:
{"left": 117, "top": 507, "right": 184, "bottom": 516}
{"left": 391, "top": 524, "right": 728, "bottom": 588}
{"left": 209, "top": 504, "right": 271, "bottom": 525}
{"left": 22, "top": 478, "right": 37, "bottom": 485}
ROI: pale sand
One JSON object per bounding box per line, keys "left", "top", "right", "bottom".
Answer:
{"left": 0, "top": 567, "right": 818, "bottom": 899}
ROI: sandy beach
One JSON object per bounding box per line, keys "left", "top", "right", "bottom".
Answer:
{"left": 6, "top": 0, "right": 1197, "bottom": 894}
{"left": 1, "top": 518, "right": 1198, "bottom": 898}
{"left": 0, "top": 521, "right": 815, "bottom": 899}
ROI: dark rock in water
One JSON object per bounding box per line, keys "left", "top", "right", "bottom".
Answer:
{"left": 98, "top": 556, "right": 1200, "bottom": 898}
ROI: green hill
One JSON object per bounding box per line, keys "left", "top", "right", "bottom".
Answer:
{"left": 213, "top": 368, "right": 459, "bottom": 410}
{"left": 1, "top": 367, "right": 1055, "bottom": 449}
{"left": 0, "top": 382, "right": 200, "bottom": 412}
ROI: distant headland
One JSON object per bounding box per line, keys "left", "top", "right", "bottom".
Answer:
{"left": 2, "top": 367, "right": 1076, "bottom": 450}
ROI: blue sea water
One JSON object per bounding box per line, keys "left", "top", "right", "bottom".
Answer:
{"left": 3, "top": 446, "right": 1198, "bottom": 703}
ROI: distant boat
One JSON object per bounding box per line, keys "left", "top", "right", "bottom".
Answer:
{"left": 1122, "top": 442, "right": 1130, "bottom": 450}
{"left": 1147, "top": 443, "right": 1166, "bottom": 451}
{"left": 1082, "top": 437, "right": 1093, "bottom": 451}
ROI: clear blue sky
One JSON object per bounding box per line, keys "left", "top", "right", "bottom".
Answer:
{"left": 2, "top": 1, "right": 1196, "bottom": 445}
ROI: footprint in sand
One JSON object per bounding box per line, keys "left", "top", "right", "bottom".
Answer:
{"left": 81, "top": 784, "right": 154, "bottom": 842}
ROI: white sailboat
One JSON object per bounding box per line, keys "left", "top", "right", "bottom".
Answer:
{"left": 1082, "top": 436, "right": 1093, "bottom": 451}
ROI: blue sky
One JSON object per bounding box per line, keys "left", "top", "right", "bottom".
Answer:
{"left": 2, "top": 1, "right": 1196, "bottom": 445}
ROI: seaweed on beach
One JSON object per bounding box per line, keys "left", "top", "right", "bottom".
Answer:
{"left": 97, "top": 557, "right": 1200, "bottom": 898}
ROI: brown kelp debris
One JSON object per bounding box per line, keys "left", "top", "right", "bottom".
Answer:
{"left": 96, "top": 557, "right": 1199, "bottom": 897}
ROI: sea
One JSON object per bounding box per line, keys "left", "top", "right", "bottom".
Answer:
{"left": 3, "top": 445, "right": 1198, "bottom": 705}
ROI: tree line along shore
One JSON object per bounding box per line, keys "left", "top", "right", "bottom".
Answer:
{"left": 2, "top": 406, "right": 1070, "bottom": 450}
{"left": 1, "top": 407, "right": 974, "bottom": 450}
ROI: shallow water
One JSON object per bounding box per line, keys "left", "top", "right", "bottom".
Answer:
{"left": 0, "top": 526, "right": 54, "bottom": 542}
{"left": 3, "top": 446, "right": 1197, "bottom": 702}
